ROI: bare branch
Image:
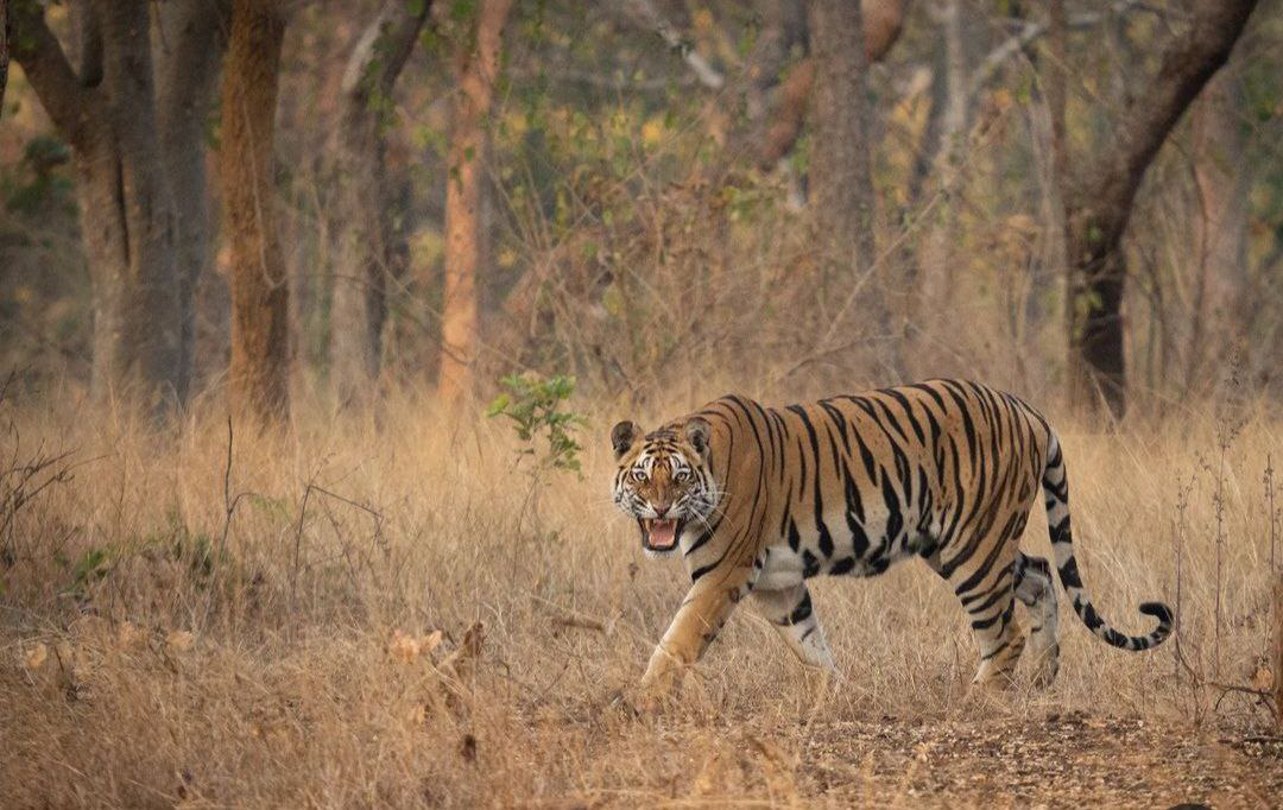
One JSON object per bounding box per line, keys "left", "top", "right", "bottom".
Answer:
{"left": 969, "top": 0, "right": 1145, "bottom": 102}
{"left": 341, "top": 0, "right": 432, "bottom": 101}
{"left": 9, "top": 1, "right": 95, "bottom": 144}
{"left": 620, "top": 0, "right": 724, "bottom": 90}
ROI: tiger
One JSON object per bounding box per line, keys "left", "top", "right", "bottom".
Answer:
{"left": 609, "top": 379, "right": 1173, "bottom": 705}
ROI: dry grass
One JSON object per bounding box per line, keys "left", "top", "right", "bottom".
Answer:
{"left": 1, "top": 384, "right": 1281, "bottom": 807}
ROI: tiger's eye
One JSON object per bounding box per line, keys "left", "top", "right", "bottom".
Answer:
{"left": 631, "top": 469, "right": 648, "bottom": 483}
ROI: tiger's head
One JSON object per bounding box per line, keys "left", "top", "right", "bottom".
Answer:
{"left": 610, "top": 417, "right": 718, "bottom": 556}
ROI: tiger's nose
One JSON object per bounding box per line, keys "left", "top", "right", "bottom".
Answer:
{"left": 654, "top": 505, "right": 670, "bottom": 518}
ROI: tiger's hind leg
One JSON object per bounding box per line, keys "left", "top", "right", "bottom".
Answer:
{"left": 751, "top": 582, "right": 837, "bottom": 672}
{"left": 931, "top": 531, "right": 1025, "bottom": 687}
{"left": 1013, "top": 553, "right": 1060, "bottom": 687}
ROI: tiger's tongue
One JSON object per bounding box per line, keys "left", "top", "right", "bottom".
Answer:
{"left": 649, "top": 519, "right": 678, "bottom": 549}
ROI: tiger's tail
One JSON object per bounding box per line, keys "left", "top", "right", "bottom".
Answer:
{"left": 1041, "top": 431, "right": 1173, "bottom": 651}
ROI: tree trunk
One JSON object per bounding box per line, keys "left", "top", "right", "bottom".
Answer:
{"left": 1058, "top": 0, "right": 1259, "bottom": 418}
{"left": 156, "top": 0, "right": 229, "bottom": 404}
{"left": 1, "top": 0, "right": 9, "bottom": 113}
{"left": 220, "top": 0, "right": 289, "bottom": 423}
{"left": 12, "top": 0, "right": 207, "bottom": 412}
{"left": 910, "top": 0, "right": 969, "bottom": 357}
{"left": 1187, "top": 67, "right": 1249, "bottom": 395}
{"left": 12, "top": 0, "right": 221, "bottom": 412}
{"left": 755, "top": 0, "right": 905, "bottom": 171}
{"left": 329, "top": 0, "right": 429, "bottom": 408}
{"left": 805, "top": 0, "right": 899, "bottom": 375}
{"left": 438, "top": 0, "right": 512, "bottom": 408}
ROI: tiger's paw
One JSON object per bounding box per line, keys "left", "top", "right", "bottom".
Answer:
{"left": 607, "top": 685, "right": 671, "bottom": 719}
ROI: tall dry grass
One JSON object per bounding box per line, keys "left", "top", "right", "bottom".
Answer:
{"left": 1, "top": 381, "right": 1279, "bottom": 806}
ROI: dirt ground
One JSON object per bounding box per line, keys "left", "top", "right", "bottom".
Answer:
{"left": 531, "top": 710, "right": 1283, "bottom": 808}
{"left": 789, "top": 714, "right": 1281, "bottom": 808}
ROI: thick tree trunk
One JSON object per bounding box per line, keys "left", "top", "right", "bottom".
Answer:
{"left": 14, "top": 0, "right": 201, "bottom": 410}
{"left": 1058, "top": 0, "right": 1259, "bottom": 417}
{"left": 438, "top": 0, "right": 511, "bottom": 408}
{"left": 12, "top": 0, "right": 221, "bottom": 411}
{"left": 807, "top": 0, "right": 875, "bottom": 277}
{"left": 220, "top": 0, "right": 289, "bottom": 422}
{"left": 329, "top": 0, "right": 428, "bottom": 407}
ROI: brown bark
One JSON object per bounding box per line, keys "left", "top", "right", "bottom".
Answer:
{"left": 438, "top": 0, "right": 512, "bottom": 408}
{"left": 220, "top": 0, "right": 289, "bottom": 423}
{"left": 911, "top": 0, "right": 968, "bottom": 339}
{"left": 1057, "top": 0, "right": 1259, "bottom": 417}
{"left": 807, "top": 0, "right": 875, "bottom": 277}
{"left": 806, "top": 0, "right": 899, "bottom": 375}
{"left": 329, "top": 0, "right": 429, "bottom": 407}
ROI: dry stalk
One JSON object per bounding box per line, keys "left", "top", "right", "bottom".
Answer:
{"left": 1274, "top": 576, "right": 1283, "bottom": 729}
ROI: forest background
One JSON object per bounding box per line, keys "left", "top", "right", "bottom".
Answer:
{"left": 1, "top": 0, "right": 1280, "bottom": 417}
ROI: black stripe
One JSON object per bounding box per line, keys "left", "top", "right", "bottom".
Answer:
{"left": 787, "top": 592, "right": 814, "bottom": 625}
{"left": 830, "top": 557, "right": 856, "bottom": 575}
{"left": 887, "top": 389, "right": 928, "bottom": 444}
{"left": 880, "top": 473, "right": 904, "bottom": 552}
{"left": 818, "top": 400, "right": 850, "bottom": 443}
{"left": 871, "top": 397, "right": 910, "bottom": 444}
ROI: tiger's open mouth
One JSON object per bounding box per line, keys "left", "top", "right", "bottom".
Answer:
{"left": 639, "top": 517, "right": 684, "bottom": 552}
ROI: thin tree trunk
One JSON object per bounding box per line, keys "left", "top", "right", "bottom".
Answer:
{"left": 74, "top": 136, "right": 132, "bottom": 399}
{"left": 438, "top": 0, "right": 512, "bottom": 407}
{"left": 1187, "top": 67, "right": 1249, "bottom": 395}
{"left": 1, "top": 0, "right": 9, "bottom": 113}
{"left": 221, "top": 0, "right": 289, "bottom": 423}
{"left": 156, "top": 0, "right": 230, "bottom": 404}
{"left": 1058, "top": 0, "right": 1259, "bottom": 417}
{"left": 330, "top": 0, "right": 429, "bottom": 407}
{"left": 755, "top": 0, "right": 905, "bottom": 171}
{"left": 911, "top": 0, "right": 968, "bottom": 352}
{"left": 806, "top": 0, "right": 899, "bottom": 375}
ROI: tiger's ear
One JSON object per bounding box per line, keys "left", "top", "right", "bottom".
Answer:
{"left": 685, "top": 417, "right": 711, "bottom": 459}
{"left": 611, "top": 420, "right": 641, "bottom": 459}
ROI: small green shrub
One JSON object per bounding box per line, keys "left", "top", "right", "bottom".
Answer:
{"left": 486, "top": 373, "right": 585, "bottom": 475}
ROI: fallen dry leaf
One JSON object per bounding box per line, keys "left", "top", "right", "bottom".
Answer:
{"left": 1249, "top": 665, "right": 1273, "bottom": 691}
{"left": 389, "top": 629, "right": 421, "bottom": 662}
{"left": 24, "top": 642, "right": 48, "bottom": 670}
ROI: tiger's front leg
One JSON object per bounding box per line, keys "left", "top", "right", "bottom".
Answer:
{"left": 637, "top": 566, "right": 756, "bottom": 709}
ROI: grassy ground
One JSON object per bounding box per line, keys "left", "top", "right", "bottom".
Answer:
{"left": 1, "top": 387, "right": 1280, "bottom": 807}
